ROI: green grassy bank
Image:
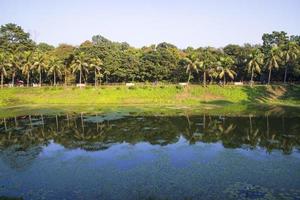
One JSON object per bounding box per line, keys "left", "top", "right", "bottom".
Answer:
{"left": 0, "top": 84, "right": 299, "bottom": 107}
{"left": 0, "top": 84, "right": 300, "bottom": 118}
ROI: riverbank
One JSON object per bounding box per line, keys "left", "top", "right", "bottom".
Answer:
{"left": 1, "top": 84, "right": 299, "bottom": 107}
{"left": 0, "top": 84, "right": 300, "bottom": 118}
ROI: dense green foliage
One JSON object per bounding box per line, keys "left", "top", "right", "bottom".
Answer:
{"left": 0, "top": 23, "right": 300, "bottom": 87}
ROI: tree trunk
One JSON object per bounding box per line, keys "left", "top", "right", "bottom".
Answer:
{"left": 1, "top": 72, "right": 3, "bottom": 88}
{"left": 223, "top": 74, "right": 226, "bottom": 86}
{"left": 27, "top": 73, "right": 30, "bottom": 87}
{"left": 94, "top": 69, "right": 97, "bottom": 87}
{"left": 203, "top": 71, "right": 206, "bottom": 87}
{"left": 250, "top": 68, "right": 254, "bottom": 87}
{"left": 268, "top": 68, "right": 272, "bottom": 85}
{"left": 64, "top": 70, "right": 67, "bottom": 86}
{"left": 54, "top": 71, "right": 56, "bottom": 86}
{"left": 249, "top": 115, "right": 252, "bottom": 134}
{"left": 12, "top": 72, "right": 15, "bottom": 87}
{"left": 79, "top": 68, "right": 82, "bottom": 88}
{"left": 39, "top": 68, "right": 42, "bottom": 87}
{"left": 187, "top": 71, "right": 191, "bottom": 84}
{"left": 284, "top": 66, "right": 288, "bottom": 84}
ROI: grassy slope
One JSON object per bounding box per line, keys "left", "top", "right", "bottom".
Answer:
{"left": 0, "top": 84, "right": 299, "bottom": 107}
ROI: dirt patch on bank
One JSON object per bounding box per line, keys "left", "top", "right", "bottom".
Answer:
{"left": 267, "top": 86, "right": 287, "bottom": 99}
{"left": 176, "top": 87, "right": 223, "bottom": 102}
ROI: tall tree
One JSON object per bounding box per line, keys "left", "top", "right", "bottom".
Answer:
{"left": 53, "top": 44, "right": 75, "bottom": 86}
{"left": 8, "top": 51, "right": 22, "bottom": 87}
{"left": 218, "top": 56, "right": 236, "bottom": 85}
{"left": 182, "top": 57, "right": 201, "bottom": 84}
{"left": 71, "top": 52, "right": 89, "bottom": 88}
{"left": 247, "top": 49, "right": 264, "bottom": 87}
{"left": 281, "top": 41, "right": 299, "bottom": 83}
{"left": 0, "top": 52, "right": 8, "bottom": 88}
{"left": 48, "top": 57, "right": 63, "bottom": 86}
{"left": 89, "top": 57, "right": 103, "bottom": 87}
{"left": 21, "top": 51, "right": 33, "bottom": 87}
{"left": 33, "top": 51, "right": 47, "bottom": 87}
{"left": 0, "top": 23, "right": 35, "bottom": 52}
{"left": 198, "top": 50, "right": 217, "bottom": 87}
{"left": 262, "top": 31, "right": 288, "bottom": 53}
{"left": 265, "top": 46, "right": 282, "bottom": 84}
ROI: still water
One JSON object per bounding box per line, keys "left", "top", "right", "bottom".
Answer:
{"left": 0, "top": 111, "right": 300, "bottom": 200}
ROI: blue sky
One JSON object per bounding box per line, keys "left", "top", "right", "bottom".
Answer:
{"left": 1, "top": 0, "right": 299, "bottom": 48}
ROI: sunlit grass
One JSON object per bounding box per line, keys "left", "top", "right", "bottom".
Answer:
{"left": 0, "top": 84, "right": 299, "bottom": 108}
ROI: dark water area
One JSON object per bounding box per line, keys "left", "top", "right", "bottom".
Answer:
{"left": 0, "top": 112, "right": 300, "bottom": 200}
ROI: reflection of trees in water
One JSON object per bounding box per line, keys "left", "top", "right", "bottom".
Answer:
{"left": 0, "top": 144, "right": 43, "bottom": 171}
{"left": 0, "top": 114, "right": 300, "bottom": 157}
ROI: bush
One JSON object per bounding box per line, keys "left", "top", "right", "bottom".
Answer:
{"left": 176, "top": 85, "right": 183, "bottom": 90}
{"left": 128, "top": 86, "right": 136, "bottom": 90}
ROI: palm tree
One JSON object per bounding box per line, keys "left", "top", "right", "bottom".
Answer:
{"left": 8, "top": 52, "right": 22, "bottom": 87}
{"left": 199, "top": 50, "right": 217, "bottom": 87}
{"left": 0, "top": 53, "right": 8, "bottom": 88}
{"left": 282, "top": 42, "right": 299, "bottom": 83}
{"left": 71, "top": 52, "right": 89, "bottom": 88}
{"left": 265, "top": 46, "right": 282, "bottom": 85}
{"left": 89, "top": 57, "right": 103, "bottom": 87}
{"left": 247, "top": 49, "right": 264, "bottom": 87}
{"left": 182, "top": 57, "right": 201, "bottom": 84}
{"left": 33, "top": 52, "right": 47, "bottom": 87}
{"left": 207, "top": 67, "right": 218, "bottom": 84}
{"left": 48, "top": 57, "right": 63, "bottom": 86}
{"left": 22, "top": 51, "right": 33, "bottom": 87}
{"left": 218, "top": 56, "right": 236, "bottom": 85}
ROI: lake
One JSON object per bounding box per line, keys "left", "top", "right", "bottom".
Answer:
{"left": 0, "top": 108, "right": 300, "bottom": 200}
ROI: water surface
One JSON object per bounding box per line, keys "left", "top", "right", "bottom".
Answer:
{"left": 0, "top": 110, "right": 300, "bottom": 200}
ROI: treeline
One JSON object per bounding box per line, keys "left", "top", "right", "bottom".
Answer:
{"left": 0, "top": 23, "right": 300, "bottom": 87}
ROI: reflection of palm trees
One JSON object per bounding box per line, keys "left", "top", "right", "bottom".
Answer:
{"left": 0, "top": 114, "right": 299, "bottom": 156}
{"left": 66, "top": 114, "right": 70, "bottom": 127}
{"left": 14, "top": 116, "right": 18, "bottom": 128}
{"left": 3, "top": 118, "right": 7, "bottom": 131}
{"left": 0, "top": 144, "right": 43, "bottom": 170}
{"left": 81, "top": 112, "right": 84, "bottom": 134}
{"left": 55, "top": 115, "right": 59, "bottom": 132}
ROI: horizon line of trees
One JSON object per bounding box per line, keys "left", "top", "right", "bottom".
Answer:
{"left": 0, "top": 23, "right": 300, "bottom": 88}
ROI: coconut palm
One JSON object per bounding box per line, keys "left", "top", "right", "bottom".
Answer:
{"left": 182, "top": 57, "right": 201, "bottom": 84}
{"left": 247, "top": 49, "right": 264, "bottom": 87}
{"left": 282, "top": 41, "right": 299, "bottom": 83}
{"left": 71, "top": 52, "right": 89, "bottom": 88}
{"left": 265, "top": 45, "right": 282, "bottom": 85}
{"left": 218, "top": 56, "right": 236, "bottom": 85}
{"left": 89, "top": 57, "right": 103, "bottom": 87}
{"left": 8, "top": 52, "right": 22, "bottom": 87}
{"left": 197, "top": 51, "right": 214, "bottom": 87}
{"left": 207, "top": 67, "right": 218, "bottom": 84}
{"left": 48, "top": 57, "right": 63, "bottom": 86}
{"left": 0, "top": 53, "right": 8, "bottom": 88}
{"left": 22, "top": 51, "right": 33, "bottom": 87}
{"left": 32, "top": 52, "right": 47, "bottom": 87}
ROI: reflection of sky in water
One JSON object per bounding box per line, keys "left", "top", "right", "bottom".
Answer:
{"left": 0, "top": 114, "right": 300, "bottom": 200}
{"left": 1, "top": 138, "right": 299, "bottom": 199}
